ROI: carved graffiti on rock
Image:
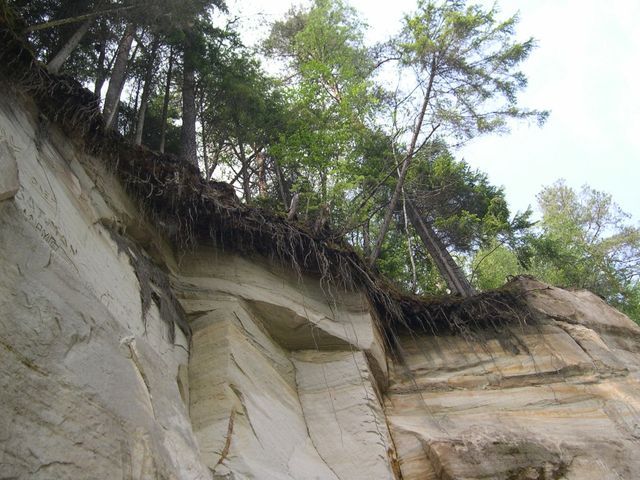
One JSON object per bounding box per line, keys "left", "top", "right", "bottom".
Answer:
{"left": 29, "top": 175, "right": 57, "bottom": 208}
{"left": 0, "top": 125, "right": 21, "bottom": 154}
{"left": 15, "top": 187, "right": 77, "bottom": 257}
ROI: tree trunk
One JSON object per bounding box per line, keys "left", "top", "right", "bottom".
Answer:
{"left": 198, "top": 88, "right": 209, "bottom": 174}
{"left": 159, "top": 45, "right": 174, "bottom": 153}
{"left": 288, "top": 192, "right": 300, "bottom": 221}
{"left": 180, "top": 36, "right": 198, "bottom": 168}
{"left": 134, "top": 39, "right": 159, "bottom": 146}
{"left": 128, "top": 74, "right": 142, "bottom": 136}
{"left": 27, "top": 5, "right": 136, "bottom": 32}
{"left": 363, "top": 219, "right": 371, "bottom": 257}
{"left": 256, "top": 151, "right": 267, "bottom": 197}
{"left": 320, "top": 171, "right": 327, "bottom": 202}
{"left": 47, "top": 19, "right": 91, "bottom": 74}
{"left": 238, "top": 140, "right": 251, "bottom": 202}
{"left": 369, "top": 56, "right": 437, "bottom": 265}
{"left": 93, "top": 36, "right": 107, "bottom": 97}
{"left": 401, "top": 191, "right": 418, "bottom": 292}
{"left": 206, "top": 140, "right": 222, "bottom": 180}
{"left": 103, "top": 22, "right": 135, "bottom": 131}
{"left": 273, "top": 157, "right": 291, "bottom": 211}
{"left": 405, "top": 197, "right": 475, "bottom": 297}
{"left": 201, "top": 130, "right": 209, "bottom": 173}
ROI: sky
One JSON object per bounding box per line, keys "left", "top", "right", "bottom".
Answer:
{"left": 221, "top": 0, "right": 640, "bottom": 222}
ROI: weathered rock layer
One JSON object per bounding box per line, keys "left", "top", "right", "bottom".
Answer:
{"left": 387, "top": 278, "right": 640, "bottom": 479}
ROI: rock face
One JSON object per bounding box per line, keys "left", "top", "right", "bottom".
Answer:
{"left": 0, "top": 90, "right": 208, "bottom": 479}
{"left": 0, "top": 92, "right": 395, "bottom": 480}
{"left": 176, "top": 251, "right": 394, "bottom": 479}
{"left": 2, "top": 92, "right": 640, "bottom": 479}
{"left": 386, "top": 279, "right": 640, "bottom": 479}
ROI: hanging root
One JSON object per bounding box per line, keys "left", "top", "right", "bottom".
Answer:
{"left": 106, "top": 226, "right": 190, "bottom": 343}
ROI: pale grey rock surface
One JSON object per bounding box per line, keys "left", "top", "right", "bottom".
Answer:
{"left": 0, "top": 122, "right": 19, "bottom": 201}
{"left": 0, "top": 95, "right": 208, "bottom": 479}
{"left": 0, "top": 92, "right": 396, "bottom": 480}
{"left": 176, "top": 252, "right": 395, "bottom": 479}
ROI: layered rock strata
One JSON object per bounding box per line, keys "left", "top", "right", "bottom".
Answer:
{"left": 386, "top": 279, "right": 640, "bottom": 479}
{"left": 0, "top": 92, "right": 396, "bottom": 479}
{"left": 176, "top": 251, "right": 395, "bottom": 479}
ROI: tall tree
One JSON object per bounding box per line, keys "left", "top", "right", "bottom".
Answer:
{"left": 92, "top": 20, "right": 113, "bottom": 97}
{"left": 533, "top": 181, "right": 640, "bottom": 297}
{"left": 177, "top": 0, "right": 227, "bottom": 169}
{"left": 159, "top": 44, "right": 175, "bottom": 153}
{"left": 199, "top": 30, "right": 288, "bottom": 200}
{"left": 369, "top": 0, "right": 547, "bottom": 295}
{"left": 103, "top": 21, "right": 135, "bottom": 130}
{"left": 134, "top": 37, "right": 159, "bottom": 145}
{"left": 371, "top": 144, "right": 525, "bottom": 294}
{"left": 180, "top": 28, "right": 199, "bottom": 166}
{"left": 46, "top": 17, "right": 92, "bottom": 73}
{"left": 265, "top": 0, "right": 380, "bottom": 216}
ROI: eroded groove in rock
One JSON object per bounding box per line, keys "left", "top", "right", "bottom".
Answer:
{"left": 292, "top": 350, "right": 396, "bottom": 480}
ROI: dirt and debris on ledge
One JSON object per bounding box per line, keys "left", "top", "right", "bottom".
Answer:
{"left": 0, "top": 7, "right": 535, "bottom": 350}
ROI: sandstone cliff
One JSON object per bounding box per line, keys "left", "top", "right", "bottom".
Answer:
{"left": 2, "top": 27, "right": 640, "bottom": 480}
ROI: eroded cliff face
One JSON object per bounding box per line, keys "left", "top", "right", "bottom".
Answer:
{"left": 175, "top": 251, "right": 394, "bottom": 480}
{"left": 0, "top": 92, "right": 395, "bottom": 479}
{"left": 387, "top": 279, "right": 640, "bottom": 480}
{"left": 2, "top": 93, "right": 640, "bottom": 480}
{"left": 0, "top": 91, "right": 207, "bottom": 479}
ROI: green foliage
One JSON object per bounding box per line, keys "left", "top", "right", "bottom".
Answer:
{"left": 261, "top": 0, "right": 545, "bottom": 293}
{"left": 376, "top": 228, "right": 449, "bottom": 294}
{"left": 396, "top": 0, "right": 548, "bottom": 140}
{"left": 372, "top": 145, "right": 529, "bottom": 293}
{"left": 471, "top": 242, "right": 522, "bottom": 290}
{"left": 366, "top": 0, "right": 547, "bottom": 289}
{"left": 142, "top": 91, "right": 181, "bottom": 154}
{"left": 408, "top": 143, "right": 516, "bottom": 250}
{"left": 264, "top": 0, "right": 383, "bottom": 218}
{"left": 201, "top": 36, "right": 280, "bottom": 142}
{"left": 15, "top": 0, "right": 600, "bottom": 306}
{"left": 531, "top": 181, "right": 640, "bottom": 316}
{"left": 472, "top": 180, "right": 640, "bottom": 321}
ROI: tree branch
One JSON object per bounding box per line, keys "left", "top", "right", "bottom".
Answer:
{"left": 26, "top": 5, "right": 138, "bottom": 32}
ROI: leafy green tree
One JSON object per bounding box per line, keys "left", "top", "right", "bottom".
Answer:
{"left": 264, "top": 0, "right": 381, "bottom": 216}
{"left": 471, "top": 242, "right": 522, "bottom": 290}
{"left": 12, "top": 0, "right": 227, "bottom": 142}
{"left": 407, "top": 144, "right": 518, "bottom": 251}
{"left": 199, "top": 34, "right": 287, "bottom": 196}
{"left": 531, "top": 182, "right": 639, "bottom": 308}
{"left": 369, "top": 0, "right": 547, "bottom": 295}
{"left": 472, "top": 180, "right": 640, "bottom": 320}
{"left": 175, "top": 1, "right": 226, "bottom": 167}
{"left": 141, "top": 88, "right": 182, "bottom": 154}
{"left": 11, "top": 0, "right": 123, "bottom": 85}
{"left": 375, "top": 145, "right": 528, "bottom": 293}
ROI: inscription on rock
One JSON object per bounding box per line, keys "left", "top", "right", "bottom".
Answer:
{"left": 15, "top": 185, "right": 77, "bottom": 257}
